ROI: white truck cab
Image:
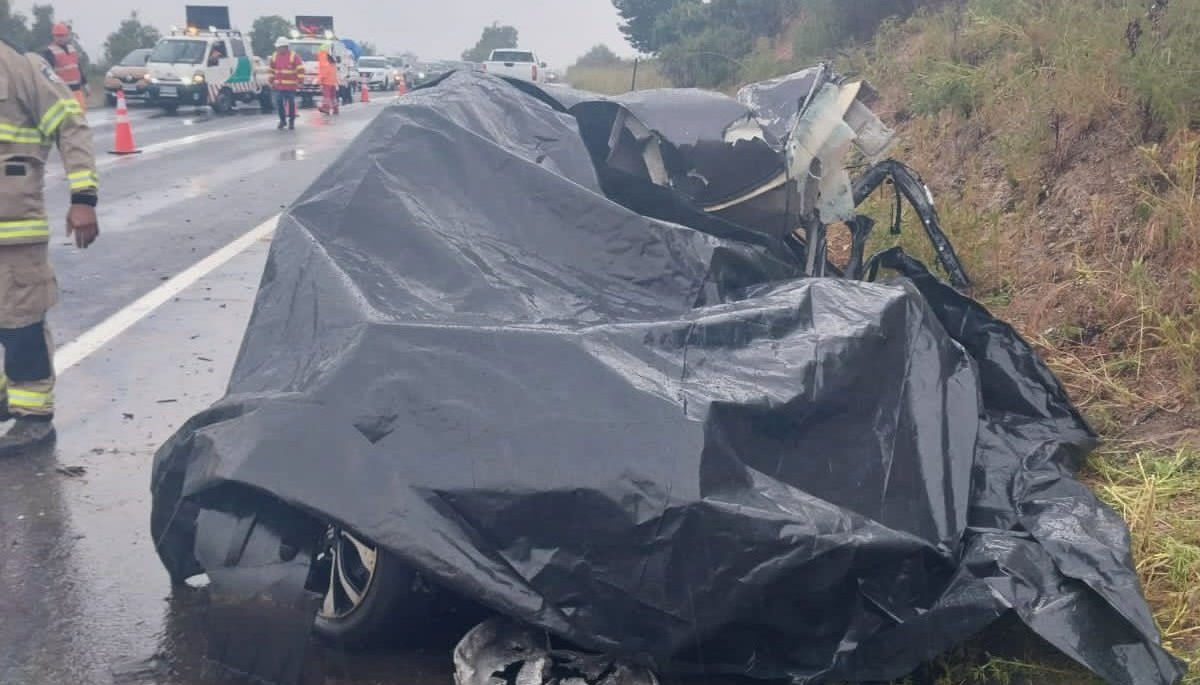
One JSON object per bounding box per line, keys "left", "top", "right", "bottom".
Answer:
{"left": 146, "top": 27, "right": 272, "bottom": 115}
{"left": 482, "top": 49, "right": 547, "bottom": 84}
{"left": 289, "top": 34, "right": 360, "bottom": 108}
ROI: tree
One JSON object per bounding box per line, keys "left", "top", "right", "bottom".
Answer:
{"left": 461, "top": 22, "right": 518, "bottom": 62}
{"left": 574, "top": 44, "right": 621, "bottom": 68}
{"left": 250, "top": 15, "right": 291, "bottom": 58}
{"left": 707, "top": 0, "right": 801, "bottom": 39}
{"left": 611, "top": 0, "right": 677, "bottom": 53}
{"left": 611, "top": 0, "right": 810, "bottom": 87}
{"left": 103, "top": 11, "right": 160, "bottom": 66}
{"left": 29, "top": 4, "right": 54, "bottom": 51}
{"left": 644, "top": 1, "right": 711, "bottom": 52}
{"left": 658, "top": 24, "right": 751, "bottom": 87}
{"left": 0, "top": 0, "right": 32, "bottom": 52}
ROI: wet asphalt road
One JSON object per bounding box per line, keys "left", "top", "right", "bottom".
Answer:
{"left": 0, "top": 97, "right": 748, "bottom": 685}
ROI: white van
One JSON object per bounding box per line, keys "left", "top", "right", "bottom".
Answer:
{"left": 146, "top": 28, "right": 272, "bottom": 115}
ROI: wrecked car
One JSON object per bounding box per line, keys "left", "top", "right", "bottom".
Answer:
{"left": 149, "top": 66, "right": 1186, "bottom": 685}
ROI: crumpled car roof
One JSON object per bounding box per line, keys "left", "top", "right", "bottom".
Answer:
{"left": 150, "top": 71, "right": 1186, "bottom": 685}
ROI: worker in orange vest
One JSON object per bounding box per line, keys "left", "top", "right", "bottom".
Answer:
{"left": 40, "top": 23, "right": 88, "bottom": 112}
{"left": 316, "top": 46, "right": 339, "bottom": 116}
{"left": 269, "top": 37, "right": 304, "bottom": 130}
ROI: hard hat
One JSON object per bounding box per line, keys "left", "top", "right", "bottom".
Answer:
{"left": 52, "top": 23, "right": 70, "bottom": 37}
{"left": 275, "top": 36, "right": 290, "bottom": 48}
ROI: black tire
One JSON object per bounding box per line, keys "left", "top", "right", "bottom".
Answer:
{"left": 105, "top": 92, "right": 117, "bottom": 108}
{"left": 163, "top": 104, "right": 179, "bottom": 115}
{"left": 259, "top": 89, "right": 273, "bottom": 114}
{"left": 313, "top": 529, "right": 437, "bottom": 647}
{"left": 300, "top": 95, "right": 314, "bottom": 109}
{"left": 211, "top": 88, "right": 234, "bottom": 115}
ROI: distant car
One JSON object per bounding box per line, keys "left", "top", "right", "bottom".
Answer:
{"left": 104, "top": 47, "right": 153, "bottom": 106}
{"left": 386, "top": 56, "right": 407, "bottom": 85}
{"left": 407, "top": 61, "right": 465, "bottom": 88}
{"left": 482, "top": 49, "right": 546, "bottom": 83}
{"left": 357, "top": 56, "right": 394, "bottom": 91}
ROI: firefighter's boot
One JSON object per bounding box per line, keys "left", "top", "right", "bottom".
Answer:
{"left": 0, "top": 417, "right": 55, "bottom": 457}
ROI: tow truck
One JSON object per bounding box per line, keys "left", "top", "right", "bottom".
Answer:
{"left": 145, "top": 5, "right": 272, "bottom": 115}
{"left": 290, "top": 15, "right": 360, "bottom": 109}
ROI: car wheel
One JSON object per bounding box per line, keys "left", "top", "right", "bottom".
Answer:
{"left": 105, "top": 92, "right": 118, "bottom": 108}
{"left": 163, "top": 104, "right": 179, "bottom": 115}
{"left": 312, "top": 525, "right": 435, "bottom": 647}
{"left": 212, "top": 88, "right": 235, "bottom": 115}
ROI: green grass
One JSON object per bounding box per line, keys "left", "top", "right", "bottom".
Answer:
{"left": 849, "top": 448, "right": 1200, "bottom": 685}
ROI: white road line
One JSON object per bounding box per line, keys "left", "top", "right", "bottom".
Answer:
{"left": 49, "top": 100, "right": 391, "bottom": 179}
{"left": 54, "top": 213, "right": 280, "bottom": 373}
{"left": 100, "top": 121, "right": 269, "bottom": 168}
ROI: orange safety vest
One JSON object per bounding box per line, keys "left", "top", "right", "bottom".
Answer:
{"left": 270, "top": 50, "right": 304, "bottom": 91}
{"left": 318, "top": 52, "right": 337, "bottom": 86}
{"left": 47, "top": 43, "right": 82, "bottom": 88}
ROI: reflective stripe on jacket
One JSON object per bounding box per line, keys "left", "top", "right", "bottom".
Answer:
{"left": 45, "top": 44, "right": 82, "bottom": 89}
{"left": 270, "top": 50, "right": 304, "bottom": 91}
{"left": 0, "top": 41, "right": 97, "bottom": 246}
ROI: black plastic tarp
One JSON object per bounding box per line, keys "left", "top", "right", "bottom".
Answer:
{"left": 150, "top": 71, "right": 1186, "bottom": 685}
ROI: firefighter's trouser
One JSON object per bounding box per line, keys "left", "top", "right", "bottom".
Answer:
{"left": 0, "top": 321, "right": 53, "bottom": 419}
{"left": 0, "top": 244, "right": 57, "bottom": 420}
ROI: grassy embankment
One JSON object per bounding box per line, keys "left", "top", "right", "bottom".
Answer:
{"left": 566, "top": 59, "right": 671, "bottom": 93}
{"left": 574, "top": 2, "right": 1200, "bottom": 682}
{"left": 842, "top": 5, "right": 1200, "bottom": 679}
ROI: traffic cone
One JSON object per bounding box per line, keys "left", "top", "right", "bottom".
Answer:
{"left": 109, "top": 91, "right": 140, "bottom": 155}
{"left": 395, "top": 78, "right": 407, "bottom": 97}
{"left": 360, "top": 81, "right": 370, "bottom": 103}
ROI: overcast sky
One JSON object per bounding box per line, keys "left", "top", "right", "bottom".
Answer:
{"left": 41, "top": 0, "right": 637, "bottom": 67}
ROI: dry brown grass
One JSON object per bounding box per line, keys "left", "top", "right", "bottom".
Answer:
{"left": 836, "top": 0, "right": 1200, "bottom": 680}
{"left": 566, "top": 60, "right": 672, "bottom": 95}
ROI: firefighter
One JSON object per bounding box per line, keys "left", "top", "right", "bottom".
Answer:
{"left": 269, "top": 37, "right": 304, "bottom": 130}
{"left": 317, "top": 45, "right": 339, "bottom": 116}
{"left": 41, "top": 23, "right": 88, "bottom": 113}
{"left": 0, "top": 37, "right": 99, "bottom": 455}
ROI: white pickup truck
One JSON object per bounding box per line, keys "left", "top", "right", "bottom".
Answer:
{"left": 482, "top": 49, "right": 546, "bottom": 83}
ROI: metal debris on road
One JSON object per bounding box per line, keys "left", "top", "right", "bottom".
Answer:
{"left": 454, "top": 619, "right": 659, "bottom": 685}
